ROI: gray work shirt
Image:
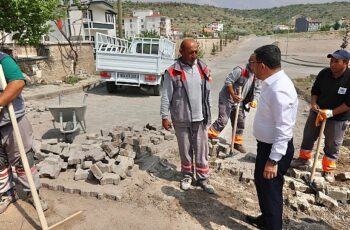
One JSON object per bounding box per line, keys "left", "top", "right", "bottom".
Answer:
{"left": 180, "top": 61, "right": 203, "bottom": 122}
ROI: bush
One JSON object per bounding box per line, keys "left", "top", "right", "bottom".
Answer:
{"left": 65, "top": 75, "right": 81, "bottom": 85}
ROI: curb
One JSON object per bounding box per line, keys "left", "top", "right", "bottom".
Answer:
{"left": 282, "top": 58, "right": 327, "bottom": 68}
{"left": 23, "top": 80, "right": 104, "bottom": 101}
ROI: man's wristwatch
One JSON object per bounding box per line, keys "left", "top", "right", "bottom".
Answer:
{"left": 267, "top": 158, "right": 278, "bottom": 166}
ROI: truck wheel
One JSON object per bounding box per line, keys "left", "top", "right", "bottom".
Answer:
{"left": 106, "top": 82, "right": 118, "bottom": 93}
{"left": 153, "top": 85, "right": 161, "bottom": 96}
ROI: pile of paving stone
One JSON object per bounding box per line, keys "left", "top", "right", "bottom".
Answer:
{"left": 284, "top": 168, "right": 350, "bottom": 211}
{"left": 33, "top": 123, "right": 176, "bottom": 187}
{"left": 208, "top": 139, "right": 350, "bottom": 211}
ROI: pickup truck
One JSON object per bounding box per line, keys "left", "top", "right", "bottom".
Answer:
{"left": 95, "top": 32, "right": 176, "bottom": 96}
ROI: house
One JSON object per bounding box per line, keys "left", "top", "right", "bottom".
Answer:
{"left": 273, "top": 25, "right": 290, "bottom": 32}
{"left": 124, "top": 10, "right": 172, "bottom": 38}
{"left": 207, "top": 22, "right": 224, "bottom": 32}
{"left": 295, "top": 16, "right": 321, "bottom": 32}
{"left": 46, "top": 0, "right": 117, "bottom": 43}
{"left": 1, "top": 0, "right": 117, "bottom": 47}
{"left": 172, "top": 27, "right": 184, "bottom": 40}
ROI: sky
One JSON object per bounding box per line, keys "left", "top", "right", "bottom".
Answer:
{"left": 127, "top": 0, "right": 348, "bottom": 9}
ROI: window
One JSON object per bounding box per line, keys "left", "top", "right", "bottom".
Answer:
{"left": 83, "top": 10, "right": 93, "bottom": 21}
{"left": 136, "top": 43, "right": 159, "bottom": 55}
{"left": 85, "top": 36, "right": 95, "bottom": 41}
{"left": 105, "top": 12, "right": 114, "bottom": 23}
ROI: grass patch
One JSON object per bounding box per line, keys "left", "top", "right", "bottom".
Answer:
{"left": 65, "top": 75, "right": 82, "bottom": 85}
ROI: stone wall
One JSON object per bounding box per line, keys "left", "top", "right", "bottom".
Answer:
{"left": 17, "top": 43, "right": 96, "bottom": 83}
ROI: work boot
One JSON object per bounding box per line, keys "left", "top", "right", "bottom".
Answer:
{"left": 198, "top": 179, "right": 215, "bottom": 194}
{"left": 245, "top": 214, "right": 266, "bottom": 229}
{"left": 290, "top": 158, "right": 312, "bottom": 170}
{"left": 25, "top": 191, "right": 49, "bottom": 212}
{"left": 180, "top": 176, "right": 192, "bottom": 191}
{"left": 323, "top": 171, "right": 335, "bottom": 183}
{"left": 234, "top": 144, "right": 246, "bottom": 153}
{"left": 0, "top": 188, "right": 18, "bottom": 214}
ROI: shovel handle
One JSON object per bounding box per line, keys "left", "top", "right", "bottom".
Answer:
{"left": 231, "top": 86, "right": 242, "bottom": 153}
{"left": 310, "top": 119, "right": 326, "bottom": 182}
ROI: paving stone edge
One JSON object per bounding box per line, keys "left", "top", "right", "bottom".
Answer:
{"left": 24, "top": 80, "right": 104, "bottom": 101}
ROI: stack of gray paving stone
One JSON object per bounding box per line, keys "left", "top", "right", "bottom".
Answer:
{"left": 33, "top": 124, "right": 176, "bottom": 200}
{"left": 208, "top": 139, "right": 256, "bottom": 183}
{"left": 284, "top": 168, "right": 350, "bottom": 211}
{"left": 208, "top": 138, "right": 350, "bottom": 211}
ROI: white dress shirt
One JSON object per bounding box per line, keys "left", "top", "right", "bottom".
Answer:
{"left": 253, "top": 70, "right": 298, "bottom": 161}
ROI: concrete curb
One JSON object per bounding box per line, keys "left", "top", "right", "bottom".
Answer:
{"left": 23, "top": 80, "right": 104, "bottom": 101}
{"left": 282, "top": 58, "right": 327, "bottom": 68}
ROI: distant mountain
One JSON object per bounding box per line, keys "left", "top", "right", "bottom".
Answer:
{"left": 124, "top": 0, "right": 347, "bottom": 9}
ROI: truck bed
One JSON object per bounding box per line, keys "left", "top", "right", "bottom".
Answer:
{"left": 96, "top": 52, "right": 174, "bottom": 75}
{"left": 95, "top": 33, "right": 175, "bottom": 75}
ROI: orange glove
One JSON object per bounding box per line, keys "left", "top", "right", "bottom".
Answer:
{"left": 315, "top": 109, "right": 333, "bottom": 127}
{"left": 249, "top": 100, "right": 257, "bottom": 108}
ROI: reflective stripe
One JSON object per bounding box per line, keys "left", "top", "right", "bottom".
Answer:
{"left": 15, "top": 166, "right": 38, "bottom": 177}
{"left": 208, "top": 127, "right": 220, "bottom": 139}
{"left": 196, "top": 164, "right": 209, "bottom": 174}
{"left": 299, "top": 149, "right": 312, "bottom": 160}
{"left": 322, "top": 156, "right": 336, "bottom": 172}
{"left": 234, "top": 134, "right": 243, "bottom": 144}
{"left": 181, "top": 163, "right": 193, "bottom": 172}
{"left": 0, "top": 167, "right": 11, "bottom": 178}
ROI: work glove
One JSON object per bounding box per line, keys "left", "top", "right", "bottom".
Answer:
{"left": 249, "top": 100, "right": 257, "bottom": 108}
{"left": 315, "top": 109, "right": 333, "bottom": 127}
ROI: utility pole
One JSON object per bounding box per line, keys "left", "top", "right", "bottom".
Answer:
{"left": 118, "top": 0, "right": 123, "bottom": 38}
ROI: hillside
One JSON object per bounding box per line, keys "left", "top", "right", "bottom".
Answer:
{"left": 117, "top": 1, "right": 349, "bottom": 35}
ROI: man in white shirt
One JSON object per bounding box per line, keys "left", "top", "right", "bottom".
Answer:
{"left": 245, "top": 45, "right": 298, "bottom": 230}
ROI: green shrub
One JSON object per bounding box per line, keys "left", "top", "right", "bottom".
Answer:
{"left": 65, "top": 75, "right": 81, "bottom": 85}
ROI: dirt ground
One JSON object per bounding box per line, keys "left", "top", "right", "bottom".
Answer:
{"left": 1, "top": 32, "right": 350, "bottom": 230}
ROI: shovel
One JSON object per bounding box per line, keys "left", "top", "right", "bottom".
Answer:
{"left": 229, "top": 86, "right": 242, "bottom": 156}
{"left": 308, "top": 119, "right": 326, "bottom": 191}
{"left": 0, "top": 66, "right": 81, "bottom": 229}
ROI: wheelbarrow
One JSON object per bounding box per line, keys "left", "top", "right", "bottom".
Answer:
{"left": 48, "top": 94, "right": 88, "bottom": 143}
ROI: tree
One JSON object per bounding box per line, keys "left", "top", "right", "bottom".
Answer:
{"left": 140, "top": 30, "right": 160, "bottom": 38}
{"left": 340, "top": 21, "right": 349, "bottom": 49}
{"left": 333, "top": 21, "right": 341, "bottom": 30}
{"left": 0, "top": 0, "right": 59, "bottom": 47}
{"left": 53, "top": 0, "right": 89, "bottom": 75}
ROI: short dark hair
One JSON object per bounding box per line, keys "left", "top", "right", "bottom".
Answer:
{"left": 254, "top": 45, "right": 281, "bottom": 69}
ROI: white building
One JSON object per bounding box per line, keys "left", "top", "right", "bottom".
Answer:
{"left": 208, "top": 22, "right": 224, "bottom": 32}
{"left": 124, "top": 10, "right": 172, "bottom": 38}
{"left": 46, "top": 0, "right": 117, "bottom": 43}
{"left": 273, "top": 25, "right": 290, "bottom": 32}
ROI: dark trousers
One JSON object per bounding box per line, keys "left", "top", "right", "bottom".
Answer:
{"left": 254, "top": 139, "right": 294, "bottom": 230}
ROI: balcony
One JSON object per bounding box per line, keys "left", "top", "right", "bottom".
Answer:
{"left": 83, "top": 20, "right": 115, "bottom": 30}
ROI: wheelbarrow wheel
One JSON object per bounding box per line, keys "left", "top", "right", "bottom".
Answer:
{"left": 64, "top": 134, "right": 74, "bottom": 144}
{"left": 63, "top": 121, "right": 75, "bottom": 143}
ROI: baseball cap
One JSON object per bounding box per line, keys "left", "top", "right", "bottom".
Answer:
{"left": 327, "top": 49, "right": 350, "bottom": 60}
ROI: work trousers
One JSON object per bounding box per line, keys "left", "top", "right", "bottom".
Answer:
{"left": 301, "top": 110, "right": 347, "bottom": 161}
{"left": 0, "top": 115, "right": 41, "bottom": 194}
{"left": 210, "top": 100, "right": 245, "bottom": 136}
{"left": 254, "top": 139, "right": 294, "bottom": 230}
{"left": 174, "top": 121, "right": 209, "bottom": 180}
